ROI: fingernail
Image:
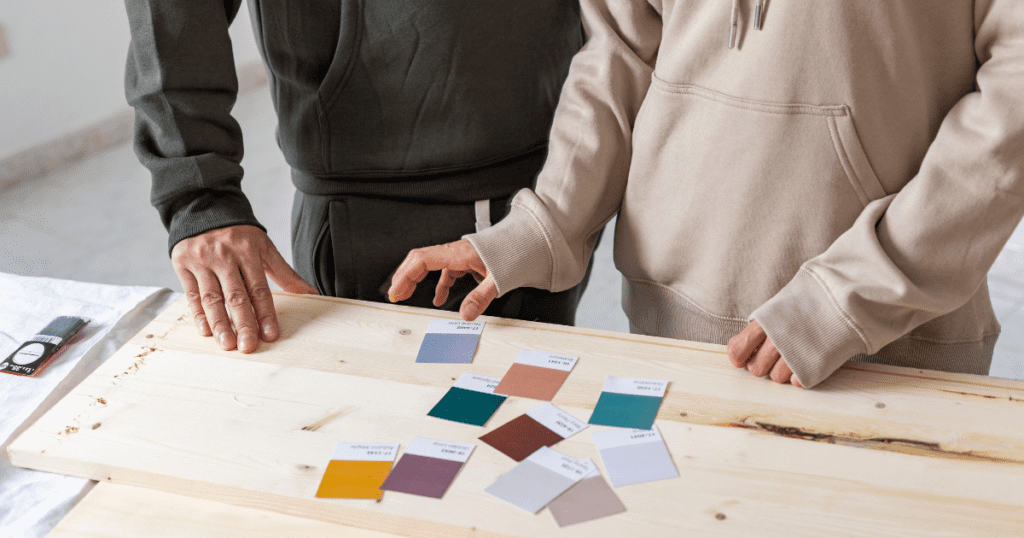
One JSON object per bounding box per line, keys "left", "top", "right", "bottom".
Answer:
{"left": 238, "top": 333, "right": 254, "bottom": 352}
{"left": 262, "top": 322, "right": 273, "bottom": 338}
{"left": 388, "top": 291, "right": 398, "bottom": 303}
{"left": 217, "top": 332, "right": 228, "bottom": 349}
{"left": 463, "top": 303, "right": 480, "bottom": 319}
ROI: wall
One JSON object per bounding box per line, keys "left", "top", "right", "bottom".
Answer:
{"left": 0, "top": 0, "right": 263, "bottom": 164}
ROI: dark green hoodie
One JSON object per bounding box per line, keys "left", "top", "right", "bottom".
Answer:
{"left": 124, "top": 0, "right": 584, "bottom": 251}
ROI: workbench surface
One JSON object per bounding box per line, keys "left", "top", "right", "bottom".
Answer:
{"left": 11, "top": 293, "right": 1024, "bottom": 537}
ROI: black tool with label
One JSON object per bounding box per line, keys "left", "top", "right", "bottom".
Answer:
{"left": 1, "top": 316, "right": 89, "bottom": 377}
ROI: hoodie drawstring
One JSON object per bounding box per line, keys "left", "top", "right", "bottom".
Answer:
{"left": 728, "top": 0, "right": 765, "bottom": 49}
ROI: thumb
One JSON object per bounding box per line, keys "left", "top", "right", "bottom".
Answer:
{"left": 460, "top": 276, "right": 499, "bottom": 321}
{"left": 262, "top": 240, "right": 320, "bottom": 295}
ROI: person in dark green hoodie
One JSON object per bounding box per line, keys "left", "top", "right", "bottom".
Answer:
{"left": 124, "top": 0, "right": 594, "bottom": 353}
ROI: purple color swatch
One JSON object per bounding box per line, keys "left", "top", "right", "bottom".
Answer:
{"left": 379, "top": 453, "right": 466, "bottom": 499}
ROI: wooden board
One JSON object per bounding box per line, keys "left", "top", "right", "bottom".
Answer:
{"left": 10, "top": 293, "right": 1024, "bottom": 537}
{"left": 48, "top": 483, "right": 399, "bottom": 537}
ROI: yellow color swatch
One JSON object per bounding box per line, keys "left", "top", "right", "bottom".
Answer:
{"left": 315, "top": 460, "right": 394, "bottom": 499}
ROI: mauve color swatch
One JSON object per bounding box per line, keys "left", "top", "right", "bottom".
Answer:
{"left": 379, "top": 454, "right": 466, "bottom": 499}
{"left": 479, "top": 414, "right": 564, "bottom": 461}
{"left": 493, "top": 363, "right": 570, "bottom": 400}
{"left": 548, "top": 475, "right": 625, "bottom": 526}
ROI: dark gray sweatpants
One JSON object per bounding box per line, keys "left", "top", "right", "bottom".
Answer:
{"left": 291, "top": 191, "right": 597, "bottom": 326}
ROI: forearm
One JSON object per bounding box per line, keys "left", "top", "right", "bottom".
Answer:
{"left": 124, "top": 0, "right": 260, "bottom": 253}
{"left": 468, "top": 0, "right": 663, "bottom": 295}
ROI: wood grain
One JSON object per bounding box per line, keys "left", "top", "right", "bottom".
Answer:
{"left": 48, "top": 483, "right": 402, "bottom": 537}
{"left": 9, "top": 293, "right": 1024, "bottom": 537}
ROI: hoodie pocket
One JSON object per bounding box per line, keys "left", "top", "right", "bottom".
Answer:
{"left": 616, "top": 76, "right": 887, "bottom": 319}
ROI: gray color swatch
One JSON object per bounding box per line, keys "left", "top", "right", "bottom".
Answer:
{"left": 484, "top": 460, "right": 578, "bottom": 513}
{"left": 598, "top": 441, "right": 679, "bottom": 487}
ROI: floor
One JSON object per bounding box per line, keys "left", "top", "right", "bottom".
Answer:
{"left": 1, "top": 86, "right": 1021, "bottom": 381}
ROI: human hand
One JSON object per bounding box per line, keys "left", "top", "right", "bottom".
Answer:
{"left": 171, "top": 225, "right": 319, "bottom": 353}
{"left": 387, "top": 239, "right": 497, "bottom": 321}
{"left": 727, "top": 320, "right": 802, "bottom": 387}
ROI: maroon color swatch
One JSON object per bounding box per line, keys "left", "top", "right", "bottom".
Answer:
{"left": 479, "top": 414, "right": 565, "bottom": 462}
{"left": 379, "top": 454, "right": 465, "bottom": 499}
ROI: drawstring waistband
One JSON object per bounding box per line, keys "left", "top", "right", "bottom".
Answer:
{"left": 728, "top": 0, "right": 766, "bottom": 49}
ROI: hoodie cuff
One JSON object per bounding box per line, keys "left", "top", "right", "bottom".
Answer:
{"left": 165, "top": 189, "right": 264, "bottom": 255}
{"left": 751, "top": 267, "right": 868, "bottom": 388}
{"left": 465, "top": 203, "right": 554, "bottom": 297}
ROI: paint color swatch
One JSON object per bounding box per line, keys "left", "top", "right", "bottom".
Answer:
{"left": 379, "top": 437, "right": 474, "bottom": 499}
{"left": 484, "top": 447, "right": 592, "bottom": 513}
{"left": 593, "top": 425, "right": 678, "bottom": 487}
{"left": 588, "top": 376, "right": 668, "bottom": 430}
{"left": 479, "top": 402, "right": 587, "bottom": 461}
{"left": 428, "top": 373, "right": 507, "bottom": 426}
{"left": 415, "top": 320, "right": 485, "bottom": 363}
{"left": 493, "top": 350, "right": 578, "bottom": 400}
{"left": 315, "top": 442, "right": 399, "bottom": 499}
{"left": 548, "top": 458, "right": 626, "bottom": 527}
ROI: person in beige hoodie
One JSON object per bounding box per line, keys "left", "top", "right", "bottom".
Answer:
{"left": 388, "top": 0, "right": 1024, "bottom": 389}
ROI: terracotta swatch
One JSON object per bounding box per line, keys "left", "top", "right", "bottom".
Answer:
{"left": 494, "top": 350, "right": 578, "bottom": 401}
{"left": 548, "top": 461, "right": 625, "bottom": 526}
{"left": 479, "top": 403, "right": 587, "bottom": 461}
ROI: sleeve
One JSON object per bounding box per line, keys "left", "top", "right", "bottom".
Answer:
{"left": 124, "top": 0, "right": 263, "bottom": 254}
{"left": 752, "top": 0, "right": 1024, "bottom": 388}
{"left": 465, "top": 0, "right": 663, "bottom": 295}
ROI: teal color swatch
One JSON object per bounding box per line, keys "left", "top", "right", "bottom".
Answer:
{"left": 428, "top": 387, "right": 507, "bottom": 426}
{"left": 588, "top": 392, "right": 663, "bottom": 430}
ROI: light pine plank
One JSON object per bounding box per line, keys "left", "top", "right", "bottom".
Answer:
{"left": 138, "top": 294, "right": 1024, "bottom": 462}
{"left": 8, "top": 294, "right": 1024, "bottom": 537}
{"left": 48, "top": 483, "right": 402, "bottom": 538}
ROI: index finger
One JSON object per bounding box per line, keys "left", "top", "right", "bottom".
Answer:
{"left": 389, "top": 246, "right": 462, "bottom": 303}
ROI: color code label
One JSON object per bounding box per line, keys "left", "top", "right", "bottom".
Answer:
{"left": 601, "top": 376, "right": 668, "bottom": 397}
{"left": 512, "top": 350, "right": 578, "bottom": 372}
{"left": 452, "top": 373, "right": 501, "bottom": 393}
{"left": 525, "top": 403, "right": 587, "bottom": 439}
{"left": 330, "top": 442, "right": 400, "bottom": 462}
{"left": 404, "top": 437, "right": 475, "bottom": 463}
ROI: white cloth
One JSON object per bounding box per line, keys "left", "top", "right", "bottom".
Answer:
{"left": 0, "top": 272, "right": 178, "bottom": 538}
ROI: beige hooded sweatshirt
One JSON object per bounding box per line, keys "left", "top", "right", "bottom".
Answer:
{"left": 467, "top": 0, "right": 1024, "bottom": 388}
